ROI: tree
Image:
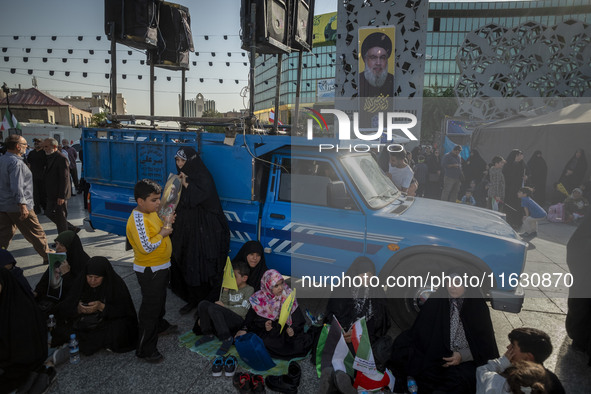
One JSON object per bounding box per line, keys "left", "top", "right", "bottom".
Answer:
{"left": 90, "top": 112, "right": 108, "bottom": 127}
{"left": 421, "top": 82, "right": 458, "bottom": 143}
{"left": 201, "top": 109, "right": 225, "bottom": 133}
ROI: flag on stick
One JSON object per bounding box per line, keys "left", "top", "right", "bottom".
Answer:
{"left": 351, "top": 317, "right": 395, "bottom": 391}
{"left": 221, "top": 256, "right": 238, "bottom": 290}
{"left": 278, "top": 288, "right": 296, "bottom": 333}
{"left": 320, "top": 316, "right": 355, "bottom": 377}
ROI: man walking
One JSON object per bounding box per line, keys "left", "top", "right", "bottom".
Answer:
{"left": 0, "top": 135, "right": 51, "bottom": 263}
{"left": 43, "top": 138, "right": 80, "bottom": 234}
{"left": 27, "top": 138, "right": 47, "bottom": 214}
{"left": 441, "top": 145, "right": 463, "bottom": 202}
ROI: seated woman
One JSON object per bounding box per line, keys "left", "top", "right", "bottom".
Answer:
{"left": 232, "top": 241, "right": 268, "bottom": 291}
{"left": 564, "top": 187, "right": 589, "bottom": 222}
{"left": 0, "top": 267, "right": 48, "bottom": 393}
{"left": 391, "top": 277, "right": 499, "bottom": 394}
{"left": 34, "top": 230, "right": 90, "bottom": 316}
{"left": 53, "top": 256, "right": 138, "bottom": 355}
{"left": 324, "top": 257, "right": 391, "bottom": 362}
{"left": 237, "top": 269, "right": 313, "bottom": 360}
{"left": 0, "top": 249, "right": 33, "bottom": 295}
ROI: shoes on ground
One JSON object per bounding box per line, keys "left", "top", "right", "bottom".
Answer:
{"left": 233, "top": 372, "right": 252, "bottom": 393}
{"left": 224, "top": 355, "right": 237, "bottom": 377}
{"left": 250, "top": 374, "right": 265, "bottom": 393}
{"left": 212, "top": 355, "right": 225, "bottom": 377}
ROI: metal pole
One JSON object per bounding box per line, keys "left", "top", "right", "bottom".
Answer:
{"left": 181, "top": 69, "right": 186, "bottom": 117}
{"left": 273, "top": 54, "right": 283, "bottom": 132}
{"left": 110, "top": 22, "right": 117, "bottom": 115}
{"left": 150, "top": 52, "right": 155, "bottom": 126}
{"left": 249, "top": 2, "right": 256, "bottom": 118}
{"left": 293, "top": 51, "right": 303, "bottom": 133}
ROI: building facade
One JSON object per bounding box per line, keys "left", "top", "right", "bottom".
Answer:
{"left": 178, "top": 93, "right": 216, "bottom": 117}
{"left": 0, "top": 88, "right": 92, "bottom": 127}
{"left": 253, "top": 0, "right": 591, "bottom": 119}
{"left": 62, "top": 92, "right": 127, "bottom": 115}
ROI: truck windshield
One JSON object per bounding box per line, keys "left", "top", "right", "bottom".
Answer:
{"left": 341, "top": 153, "right": 400, "bottom": 209}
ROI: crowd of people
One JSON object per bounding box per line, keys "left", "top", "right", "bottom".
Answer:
{"left": 385, "top": 145, "right": 589, "bottom": 239}
{"left": 1, "top": 135, "right": 589, "bottom": 393}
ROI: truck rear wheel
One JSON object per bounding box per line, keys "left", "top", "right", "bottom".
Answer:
{"left": 385, "top": 254, "right": 477, "bottom": 330}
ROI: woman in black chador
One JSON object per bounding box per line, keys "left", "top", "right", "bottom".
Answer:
{"left": 390, "top": 283, "right": 499, "bottom": 393}
{"left": 0, "top": 267, "right": 48, "bottom": 393}
{"left": 34, "top": 230, "right": 90, "bottom": 316}
{"left": 503, "top": 149, "right": 527, "bottom": 229}
{"left": 232, "top": 240, "right": 268, "bottom": 291}
{"left": 558, "top": 149, "right": 587, "bottom": 194}
{"left": 527, "top": 150, "right": 548, "bottom": 206}
{"left": 56, "top": 256, "right": 138, "bottom": 354}
{"left": 171, "top": 147, "right": 230, "bottom": 315}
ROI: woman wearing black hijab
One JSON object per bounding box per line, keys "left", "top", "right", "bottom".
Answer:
{"left": 171, "top": 147, "right": 230, "bottom": 315}
{"left": 503, "top": 149, "right": 527, "bottom": 229}
{"left": 527, "top": 151, "right": 548, "bottom": 206}
{"left": 232, "top": 240, "right": 267, "bottom": 291}
{"left": 391, "top": 282, "right": 498, "bottom": 393}
{"left": 325, "top": 257, "right": 390, "bottom": 346}
{"left": 34, "top": 230, "right": 90, "bottom": 315}
{"left": 463, "top": 149, "right": 487, "bottom": 187}
{"left": 56, "top": 257, "right": 138, "bottom": 355}
{"left": 559, "top": 149, "right": 588, "bottom": 194}
{"left": 0, "top": 267, "right": 48, "bottom": 393}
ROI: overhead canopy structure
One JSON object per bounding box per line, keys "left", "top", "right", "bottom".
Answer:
{"left": 471, "top": 103, "right": 591, "bottom": 195}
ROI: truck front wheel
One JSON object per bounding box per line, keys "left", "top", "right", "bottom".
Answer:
{"left": 385, "top": 254, "right": 477, "bottom": 330}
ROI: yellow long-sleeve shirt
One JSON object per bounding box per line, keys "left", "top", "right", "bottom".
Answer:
{"left": 126, "top": 209, "right": 172, "bottom": 268}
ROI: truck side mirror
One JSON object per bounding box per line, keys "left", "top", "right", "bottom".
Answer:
{"left": 327, "top": 181, "right": 353, "bottom": 210}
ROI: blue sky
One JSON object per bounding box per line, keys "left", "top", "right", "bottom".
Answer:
{"left": 0, "top": 0, "right": 512, "bottom": 116}
{"left": 0, "top": 0, "right": 337, "bottom": 115}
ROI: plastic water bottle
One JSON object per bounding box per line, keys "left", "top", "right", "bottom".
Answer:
{"left": 69, "top": 333, "right": 80, "bottom": 364}
{"left": 407, "top": 376, "right": 418, "bottom": 393}
{"left": 47, "top": 314, "right": 56, "bottom": 346}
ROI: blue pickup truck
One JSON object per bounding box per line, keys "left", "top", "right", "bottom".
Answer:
{"left": 82, "top": 127, "right": 526, "bottom": 328}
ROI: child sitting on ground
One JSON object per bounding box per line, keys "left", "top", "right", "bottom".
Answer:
{"left": 477, "top": 353, "right": 550, "bottom": 393}
{"left": 461, "top": 189, "right": 476, "bottom": 205}
{"left": 193, "top": 260, "right": 254, "bottom": 355}
{"left": 518, "top": 187, "right": 547, "bottom": 239}
{"left": 235, "top": 269, "right": 314, "bottom": 360}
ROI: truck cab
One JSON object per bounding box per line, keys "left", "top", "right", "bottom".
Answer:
{"left": 83, "top": 128, "right": 526, "bottom": 328}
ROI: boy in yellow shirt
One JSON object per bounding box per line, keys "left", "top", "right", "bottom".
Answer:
{"left": 126, "top": 179, "right": 177, "bottom": 363}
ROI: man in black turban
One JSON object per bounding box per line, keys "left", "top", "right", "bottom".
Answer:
{"left": 359, "top": 32, "right": 394, "bottom": 98}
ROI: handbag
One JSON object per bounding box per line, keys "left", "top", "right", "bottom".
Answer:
{"left": 234, "top": 332, "right": 276, "bottom": 371}
{"left": 73, "top": 312, "right": 104, "bottom": 331}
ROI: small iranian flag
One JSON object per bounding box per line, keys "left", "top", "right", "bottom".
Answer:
{"left": 351, "top": 317, "right": 396, "bottom": 391}
{"left": 0, "top": 110, "right": 20, "bottom": 130}
{"left": 320, "top": 316, "right": 355, "bottom": 377}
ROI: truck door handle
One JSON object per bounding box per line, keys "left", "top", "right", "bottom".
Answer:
{"left": 270, "top": 213, "right": 285, "bottom": 220}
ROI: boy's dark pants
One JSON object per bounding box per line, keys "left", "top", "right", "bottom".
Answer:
{"left": 135, "top": 267, "right": 170, "bottom": 357}
{"left": 197, "top": 300, "right": 244, "bottom": 340}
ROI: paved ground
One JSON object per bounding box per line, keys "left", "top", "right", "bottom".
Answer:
{"left": 6, "top": 195, "right": 591, "bottom": 393}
